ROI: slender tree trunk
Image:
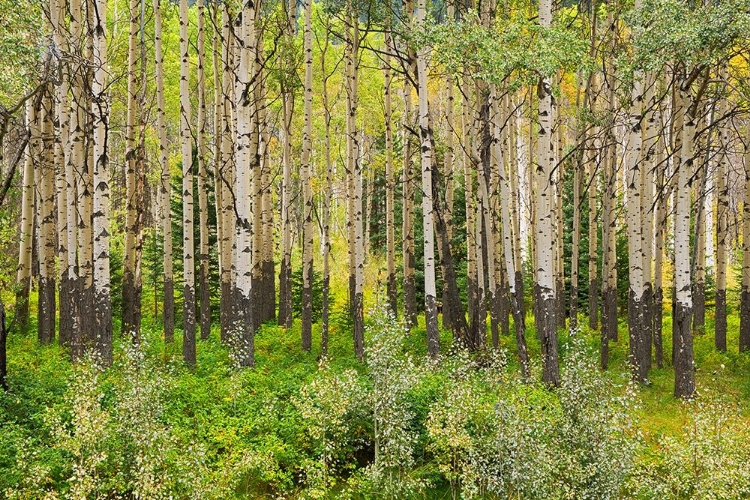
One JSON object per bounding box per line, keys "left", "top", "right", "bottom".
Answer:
{"left": 123, "top": 0, "right": 142, "bottom": 340}
{"left": 345, "top": 0, "right": 364, "bottom": 360}
{"left": 38, "top": 91, "right": 56, "bottom": 345}
{"left": 535, "top": 0, "right": 559, "bottom": 386}
{"left": 16, "top": 101, "right": 35, "bottom": 333}
{"left": 715, "top": 73, "right": 728, "bottom": 352}
{"left": 625, "top": 63, "right": 648, "bottom": 383}
{"left": 509, "top": 98, "right": 524, "bottom": 321}
{"left": 674, "top": 78, "right": 697, "bottom": 399}
{"left": 416, "top": 0, "right": 439, "bottom": 357}
{"left": 653, "top": 109, "right": 667, "bottom": 367}
{"left": 53, "top": 0, "right": 73, "bottom": 348}
{"left": 384, "top": 30, "right": 397, "bottom": 317}
{"left": 197, "top": 0, "right": 211, "bottom": 340}
{"left": 462, "top": 75, "right": 478, "bottom": 339}
{"left": 401, "top": 0, "right": 417, "bottom": 328}
{"left": 218, "top": 4, "right": 235, "bottom": 342}
{"left": 278, "top": 0, "right": 296, "bottom": 329}
{"left": 741, "top": 103, "right": 750, "bottom": 352}
{"left": 320, "top": 22, "right": 333, "bottom": 356}
{"left": 154, "top": 0, "right": 173, "bottom": 343}
{"left": 68, "top": 0, "right": 86, "bottom": 358}
{"left": 555, "top": 124, "right": 565, "bottom": 331}
{"left": 301, "top": 0, "right": 314, "bottom": 351}
{"left": 441, "top": 14, "right": 456, "bottom": 330}
{"left": 493, "top": 89, "right": 529, "bottom": 376}
{"left": 91, "top": 0, "right": 111, "bottom": 364}
{"left": 180, "top": 0, "right": 196, "bottom": 365}
{"left": 232, "top": 0, "right": 258, "bottom": 367}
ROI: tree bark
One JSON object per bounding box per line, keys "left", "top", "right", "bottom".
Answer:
{"left": 301, "top": 0, "right": 314, "bottom": 351}
{"left": 673, "top": 81, "right": 697, "bottom": 399}
{"left": 197, "top": 0, "right": 211, "bottom": 340}
{"left": 535, "top": 0, "right": 559, "bottom": 386}
{"left": 715, "top": 72, "right": 728, "bottom": 352}
{"left": 416, "top": 0, "right": 439, "bottom": 357}
{"left": 180, "top": 0, "right": 196, "bottom": 365}
{"left": 37, "top": 91, "right": 56, "bottom": 345}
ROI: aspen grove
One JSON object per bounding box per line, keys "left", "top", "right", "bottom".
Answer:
{"left": 2, "top": 0, "right": 750, "bottom": 496}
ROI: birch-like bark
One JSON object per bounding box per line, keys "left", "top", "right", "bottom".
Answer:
{"left": 462, "top": 75, "right": 478, "bottom": 336}
{"left": 384, "top": 28, "right": 397, "bottom": 316}
{"left": 345, "top": 0, "right": 364, "bottom": 360}
{"left": 401, "top": 0, "right": 417, "bottom": 328}
{"left": 416, "top": 0, "right": 439, "bottom": 357}
{"left": 232, "top": 0, "right": 257, "bottom": 366}
{"left": 197, "top": 0, "right": 210, "bottom": 340}
{"left": 319, "top": 18, "right": 333, "bottom": 356}
{"left": 52, "top": 0, "right": 73, "bottom": 347}
{"left": 180, "top": 0, "right": 196, "bottom": 365}
{"left": 301, "top": 0, "right": 314, "bottom": 350}
{"left": 38, "top": 91, "right": 56, "bottom": 345}
{"left": 218, "top": 4, "right": 235, "bottom": 341}
{"left": 715, "top": 71, "right": 729, "bottom": 351}
{"left": 123, "top": 0, "right": 141, "bottom": 340}
{"left": 278, "top": 0, "right": 296, "bottom": 329}
{"left": 493, "top": 89, "right": 529, "bottom": 376}
{"left": 625, "top": 60, "right": 648, "bottom": 383}
{"left": 92, "top": 0, "right": 112, "bottom": 364}
{"left": 741, "top": 103, "right": 750, "bottom": 352}
{"left": 154, "top": 0, "right": 174, "bottom": 342}
{"left": 16, "top": 101, "right": 34, "bottom": 333}
{"left": 673, "top": 78, "right": 697, "bottom": 398}
{"left": 535, "top": 0, "right": 559, "bottom": 386}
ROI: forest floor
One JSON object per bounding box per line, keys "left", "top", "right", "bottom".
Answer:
{"left": 3, "top": 291, "right": 750, "bottom": 497}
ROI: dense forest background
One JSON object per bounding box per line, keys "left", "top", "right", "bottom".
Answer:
{"left": 2, "top": 0, "right": 750, "bottom": 497}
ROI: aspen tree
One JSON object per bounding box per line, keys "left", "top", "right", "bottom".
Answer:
{"left": 692, "top": 105, "right": 711, "bottom": 334}
{"left": 601, "top": 9, "right": 618, "bottom": 366}
{"left": 741, "top": 111, "right": 750, "bottom": 352}
{"left": 91, "top": 0, "right": 112, "bottom": 363}
{"left": 257, "top": 44, "right": 275, "bottom": 326}
{"left": 250, "top": 38, "right": 264, "bottom": 330}
{"left": 16, "top": 101, "right": 34, "bottom": 333}
{"left": 301, "top": 0, "right": 314, "bottom": 350}
{"left": 69, "top": 0, "right": 87, "bottom": 357}
{"left": 180, "top": 0, "right": 196, "bottom": 365}
{"left": 535, "top": 0, "right": 559, "bottom": 385}
{"left": 345, "top": 0, "right": 364, "bottom": 360}
{"left": 123, "top": 0, "right": 142, "bottom": 339}
{"left": 218, "top": 3, "right": 235, "bottom": 341}
{"left": 401, "top": 0, "right": 417, "bottom": 328}
{"left": 416, "top": 0, "right": 439, "bottom": 357}
{"left": 232, "top": 0, "right": 258, "bottom": 366}
{"left": 641, "top": 73, "right": 656, "bottom": 370}
{"left": 384, "top": 24, "right": 397, "bottom": 316}
{"left": 38, "top": 91, "right": 56, "bottom": 345}
{"left": 492, "top": 89, "right": 529, "bottom": 376}
{"left": 673, "top": 68, "right": 702, "bottom": 398}
{"left": 625, "top": 21, "right": 648, "bottom": 382}
{"left": 197, "top": 0, "right": 210, "bottom": 340}
{"left": 715, "top": 70, "right": 729, "bottom": 351}
{"left": 52, "top": 0, "right": 73, "bottom": 347}
{"left": 154, "top": 0, "right": 174, "bottom": 343}
{"left": 462, "top": 76, "right": 478, "bottom": 335}
{"left": 319, "top": 13, "right": 334, "bottom": 356}
{"left": 278, "top": 0, "right": 296, "bottom": 329}
{"left": 441, "top": 1, "right": 456, "bottom": 330}
{"left": 652, "top": 72, "right": 668, "bottom": 368}
{"left": 508, "top": 97, "right": 524, "bottom": 321}
{"left": 554, "top": 122, "right": 565, "bottom": 331}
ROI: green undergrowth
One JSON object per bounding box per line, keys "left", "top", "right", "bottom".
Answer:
{"left": 2, "top": 301, "right": 750, "bottom": 498}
